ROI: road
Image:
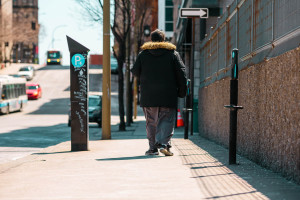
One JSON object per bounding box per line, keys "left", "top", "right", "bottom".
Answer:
{"left": 0, "top": 64, "right": 121, "bottom": 164}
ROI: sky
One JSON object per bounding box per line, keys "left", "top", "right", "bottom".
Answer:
{"left": 38, "top": 0, "right": 104, "bottom": 65}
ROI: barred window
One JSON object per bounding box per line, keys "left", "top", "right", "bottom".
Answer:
{"left": 165, "top": 0, "right": 174, "bottom": 32}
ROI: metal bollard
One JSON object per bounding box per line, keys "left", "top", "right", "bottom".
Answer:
{"left": 184, "top": 79, "right": 192, "bottom": 139}
{"left": 224, "top": 49, "right": 243, "bottom": 164}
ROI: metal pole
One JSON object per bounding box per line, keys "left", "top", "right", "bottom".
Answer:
{"left": 224, "top": 48, "right": 243, "bottom": 164}
{"left": 184, "top": 107, "right": 189, "bottom": 139}
{"left": 229, "top": 79, "right": 238, "bottom": 164}
{"left": 102, "top": 0, "right": 111, "bottom": 139}
{"left": 51, "top": 25, "right": 67, "bottom": 49}
{"left": 190, "top": 17, "right": 195, "bottom": 136}
{"left": 184, "top": 79, "right": 191, "bottom": 139}
{"left": 133, "top": 77, "right": 137, "bottom": 119}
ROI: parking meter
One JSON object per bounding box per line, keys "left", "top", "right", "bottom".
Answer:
{"left": 67, "top": 36, "right": 90, "bottom": 151}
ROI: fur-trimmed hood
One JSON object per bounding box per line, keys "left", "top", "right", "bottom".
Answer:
{"left": 141, "top": 42, "right": 176, "bottom": 50}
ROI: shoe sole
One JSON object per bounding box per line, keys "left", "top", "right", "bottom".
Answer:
{"left": 160, "top": 148, "right": 173, "bottom": 156}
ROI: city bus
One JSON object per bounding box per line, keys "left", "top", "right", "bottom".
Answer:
{"left": 46, "top": 50, "right": 62, "bottom": 65}
{"left": 0, "top": 75, "right": 28, "bottom": 114}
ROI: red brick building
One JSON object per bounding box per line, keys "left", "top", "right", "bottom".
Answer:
{"left": 0, "top": 0, "right": 39, "bottom": 64}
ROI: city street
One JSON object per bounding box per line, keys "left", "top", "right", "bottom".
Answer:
{"left": 0, "top": 64, "right": 121, "bottom": 164}
{"left": 0, "top": 0, "right": 299, "bottom": 198}
{"left": 1, "top": 66, "right": 300, "bottom": 200}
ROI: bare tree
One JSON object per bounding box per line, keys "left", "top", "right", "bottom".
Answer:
{"left": 134, "top": 0, "right": 152, "bottom": 55}
{"left": 75, "top": 0, "right": 131, "bottom": 131}
{"left": 126, "top": 0, "right": 152, "bottom": 124}
{"left": 112, "top": 0, "right": 131, "bottom": 130}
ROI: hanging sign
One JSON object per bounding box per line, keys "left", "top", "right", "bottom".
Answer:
{"left": 180, "top": 8, "right": 209, "bottom": 18}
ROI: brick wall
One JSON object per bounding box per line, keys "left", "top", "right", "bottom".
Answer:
{"left": 198, "top": 48, "right": 300, "bottom": 183}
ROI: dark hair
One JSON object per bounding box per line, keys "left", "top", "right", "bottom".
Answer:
{"left": 150, "top": 29, "right": 165, "bottom": 42}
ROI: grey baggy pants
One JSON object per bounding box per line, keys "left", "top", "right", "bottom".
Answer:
{"left": 142, "top": 107, "right": 176, "bottom": 150}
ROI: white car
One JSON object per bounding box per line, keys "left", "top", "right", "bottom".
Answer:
{"left": 17, "top": 66, "right": 35, "bottom": 81}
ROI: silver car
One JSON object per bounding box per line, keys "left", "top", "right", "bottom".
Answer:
{"left": 17, "top": 66, "right": 35, "bottom": 81}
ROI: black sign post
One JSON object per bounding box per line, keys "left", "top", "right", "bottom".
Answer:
{"left": 224, "top": 49, "right": 243, "bottom": 164}
{"left": 180, "top": 8, "right": 209, "bottom": 139}
{"left": 67, "top": 36, "right": 90, "bottom": 151}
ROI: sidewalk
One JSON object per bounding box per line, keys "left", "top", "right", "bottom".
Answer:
{"left": 0, "top": 120, "right": 299, "bottom": 200}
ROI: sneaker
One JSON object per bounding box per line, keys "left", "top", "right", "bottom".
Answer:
{"left": 145, "top": 149, "right": 159, "bottom": 155}
{"left": 160, "top": 146, "right": 174, "bottom": 156}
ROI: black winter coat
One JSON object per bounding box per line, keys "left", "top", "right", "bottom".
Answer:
{"left": 131, "top": 42, "right": 187, "bottom": 108}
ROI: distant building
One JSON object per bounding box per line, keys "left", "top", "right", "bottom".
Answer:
{"left": 0, "top": 0, "right": 39, "bottom": 64}
{"left": 0, "top": 0, "right": 13, "bottom": 65}
{"left": 158, "top": 0, "right": 174, "bottom": 40}
{"left": 173, "top": 0, "right": 233, "bottom": 99}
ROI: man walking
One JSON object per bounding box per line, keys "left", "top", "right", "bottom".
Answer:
{"left": 131, "top": 29, "right": 187, "bottom": 156}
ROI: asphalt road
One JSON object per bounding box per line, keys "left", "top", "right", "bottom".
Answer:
{"left": 0, "top": 64, "right": 121, "bottom": 164}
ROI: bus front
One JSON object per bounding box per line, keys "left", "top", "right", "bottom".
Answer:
{"left": 47, "top": 51, "right": 62, "bottom": 65}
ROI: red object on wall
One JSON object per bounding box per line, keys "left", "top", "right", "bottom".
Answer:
{"left": 89, "top": 54, "right": 103, "bottom": 65}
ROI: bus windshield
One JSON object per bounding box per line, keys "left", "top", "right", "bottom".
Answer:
{"left": 48, "top": 51, "right": 60, "bottom": 59}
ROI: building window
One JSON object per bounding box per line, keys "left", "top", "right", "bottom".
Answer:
{"left": 28, "top": 0, "right": 34, "bottom": 6}
{"left": 165, "top": 0, "right": 173, "bottom": 32}
{"left": 31, "top": 22, "right": 36, "bottom": 30}
{"left": 13, "top": 0, "right": 19, "bottom": 6}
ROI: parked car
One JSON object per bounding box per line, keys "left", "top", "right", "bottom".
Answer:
{"left": 17, "top": 66, "right": 35, "bottom": 81}
{"left": 68, "top": 95, "right": 102, "bottom": 127}
{"left": 26, "top": 83, "right": 42, "bottom": 100}
{"left": 9, "top": 74, "right": 22, "bottom": 78}
{"left": 111, "top": 56, "right": 118, "bottom": 74}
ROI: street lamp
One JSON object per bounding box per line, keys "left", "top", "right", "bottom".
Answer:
{"left": 51, "top": 25, "right": 67, "bottom": 49}
{"left": 144, "top": 25, "right": 151, "bottom": 37}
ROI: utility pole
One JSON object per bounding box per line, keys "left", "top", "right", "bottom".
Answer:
{"left": 102, "top": 0, "right": 111, "bottom": 139}
{"left": 183, "top": 18, "right": 195, "bottom": 139}
{"left": 179, "top": 8, "right": 209, "bottom": 139}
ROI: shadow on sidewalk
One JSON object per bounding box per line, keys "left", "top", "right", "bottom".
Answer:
{"left": 96, "top": 155, "right": 162, "bottom": 161}
{"left": 0, "top": 123, "right": 70, "bottom": 148}
{"left": 33, "top": 151, "right": 72, "bottom": 155}
{"left": 38, "top": 65, "right": 70, "bottom": 70}
{"left": 185, "top": 134, "right": 300, "bottom": 200}
{"left": 27, "top": 98, "right": 69, "bottom": 115}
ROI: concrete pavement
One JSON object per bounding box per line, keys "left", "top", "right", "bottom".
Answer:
{"left": 0, "top": 120, "right": 299, "bottom": 199}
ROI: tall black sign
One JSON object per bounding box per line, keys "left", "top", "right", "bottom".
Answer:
{"left": 67, "top": 36, "right": 90, "bottom": 151}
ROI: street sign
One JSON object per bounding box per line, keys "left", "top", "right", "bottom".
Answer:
{"left": 67, "top": 35, "right": 90, "bottom": 151}
{"left": 180, "top": 8, "right": 209, "bottom": 18}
